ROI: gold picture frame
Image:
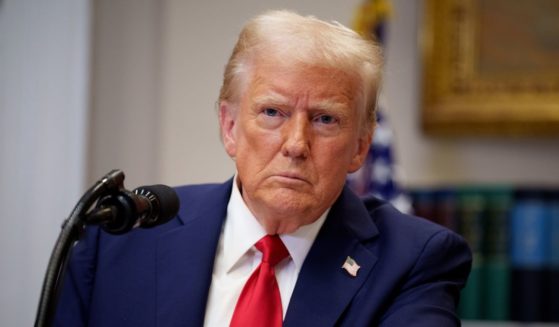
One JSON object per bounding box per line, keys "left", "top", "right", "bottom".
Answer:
{"left": 421, "top": 0, "right": 559, "bottom": 136}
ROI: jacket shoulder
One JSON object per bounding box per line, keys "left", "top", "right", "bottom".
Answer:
{"left": 173, "top": 180, "right": 233, "bottom": 224}
{"left": 362, "top": 195, "right": 464, "bottom": 244}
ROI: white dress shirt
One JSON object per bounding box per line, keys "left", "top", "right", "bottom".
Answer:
{"left": 203, "top": 178, "right": 328, "bottom": 327}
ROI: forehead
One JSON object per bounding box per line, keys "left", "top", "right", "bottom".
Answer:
{"left": 244, "top": 60, "right": 361, "bottom": 109}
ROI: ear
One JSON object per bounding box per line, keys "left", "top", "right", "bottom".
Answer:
{"left": 347, "top": 131, "right": 372, "bottom": 173}
{"left": 219, "top": 101, "right": 238, "bottom": 158}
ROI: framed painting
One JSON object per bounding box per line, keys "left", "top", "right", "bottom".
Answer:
{"left": 421, "top": 0, "right": 559, "bottom": 136}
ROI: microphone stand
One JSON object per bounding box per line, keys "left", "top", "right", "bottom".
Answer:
{"left": 34, "top": 169, "right": 127, "bottom": 327}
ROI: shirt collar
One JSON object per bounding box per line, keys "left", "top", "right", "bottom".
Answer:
{"left": 222, "top": 176, "right": 328, "bottom": 273}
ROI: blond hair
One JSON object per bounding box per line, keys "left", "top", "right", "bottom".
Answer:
{"left": 219, "top": 10, "right": 383, "bottom": 133}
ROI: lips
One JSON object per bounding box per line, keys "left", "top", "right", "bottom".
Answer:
{"left": 274, "top": 172, "right": 310, "bottom": 184}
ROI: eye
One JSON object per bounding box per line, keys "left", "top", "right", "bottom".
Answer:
{"left": 263, "top": 108, "right": 280, "bottom": 117}
{"left": 315, "top": 114, "right": 338, "bottom": 125}
{"left": 256, "top": 107, "right": 285, "bottom": 129}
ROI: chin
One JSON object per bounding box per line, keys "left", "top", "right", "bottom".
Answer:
{"left": 268, "top": 187, "right": 312, "bottom": 206}
{"left": 263, "top": 191, "right": 319, "bottom": 218}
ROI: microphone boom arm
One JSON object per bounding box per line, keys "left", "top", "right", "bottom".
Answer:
{"left": 34, "top": 169, "right": 126, "bottom": 327}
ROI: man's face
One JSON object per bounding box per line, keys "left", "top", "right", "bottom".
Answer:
{"left": 220, "top": 60, "right": 372, "bottom": 234}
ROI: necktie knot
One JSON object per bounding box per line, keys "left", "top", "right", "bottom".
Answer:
{"left": 255, "top": 235, "right": 289, "bottom": 267}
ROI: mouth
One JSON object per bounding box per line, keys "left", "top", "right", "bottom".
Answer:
{"left": 274, "top": 172, "right": 310, "bottom": 184}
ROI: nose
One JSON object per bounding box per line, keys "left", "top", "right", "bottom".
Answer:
{"left": 281, "top": 114, "right": 311, "bottom": 159}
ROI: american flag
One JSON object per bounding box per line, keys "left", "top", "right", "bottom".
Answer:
{"left": 342, "top": 256, "right": 361, "bottom": 277}
{"left": 347, "top": 0, "right": 411, "bottom": 213}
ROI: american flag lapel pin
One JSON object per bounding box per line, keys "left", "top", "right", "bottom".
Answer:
{"left": 342, "top": 256, "right": 360, "bottom": 277}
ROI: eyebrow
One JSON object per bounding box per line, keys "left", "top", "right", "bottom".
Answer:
{"left": 252, "top": 91, "right": 348, "bottom": 112}
{"left": 252, "top": 91, "right": 290, "bottom": 107}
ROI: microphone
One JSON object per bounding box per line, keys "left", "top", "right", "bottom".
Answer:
{"left": 87, "top": 184, "right": 180, "bottom": 235}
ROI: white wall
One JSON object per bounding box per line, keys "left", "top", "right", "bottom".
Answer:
{"left": 87, "top": 0, "right": 163, "bottom": 188}
{"left": 0, "top": 0, "right": 91, "bottom": 325}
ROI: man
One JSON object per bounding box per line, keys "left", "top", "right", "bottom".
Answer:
{"left": 55, "top": 10, "right": 471, "bottom": 326}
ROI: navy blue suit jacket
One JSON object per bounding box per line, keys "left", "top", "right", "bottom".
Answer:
{"left": 55, "top": 179, "right": 471, "bottom": 326}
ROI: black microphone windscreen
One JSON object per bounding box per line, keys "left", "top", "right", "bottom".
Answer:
{"left": 134, "top": 184, "right": 180, "bottom": 228}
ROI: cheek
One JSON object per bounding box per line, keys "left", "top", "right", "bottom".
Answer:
{"left": 315, "top": 138, "right": 363, "bottom": 173}
{"left": 235, "top": 126, "right": 278, "bottom": 168}
{"left": 243, "top": 122, "right": 284, "bottom": 151}
{"left": 328, "top": 137, "right": 358, "bottom": 159}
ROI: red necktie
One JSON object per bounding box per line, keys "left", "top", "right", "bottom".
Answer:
{"left": 230, "top": 235, "right": 289, "bottom": 327}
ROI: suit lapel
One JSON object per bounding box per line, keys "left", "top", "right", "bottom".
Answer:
{"left": 155, "top": 180, "right": 233, "bottom": 327}
{"left": 284, "top": 186, "right": 379, "bottom": 326}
